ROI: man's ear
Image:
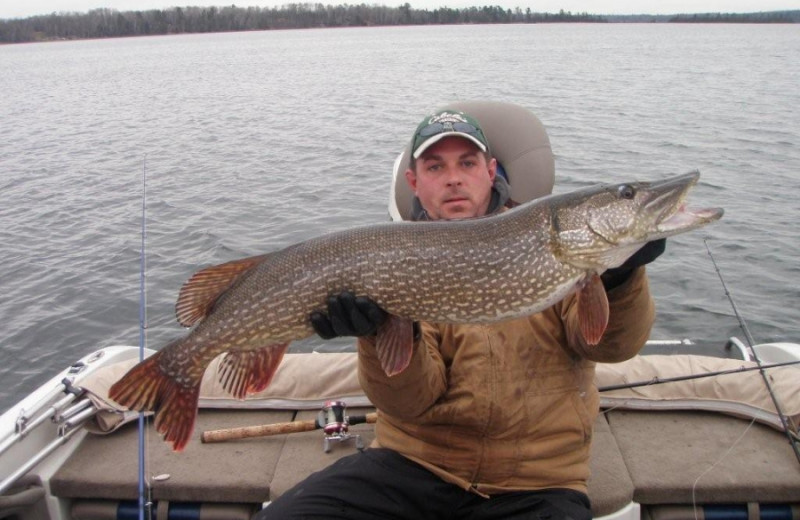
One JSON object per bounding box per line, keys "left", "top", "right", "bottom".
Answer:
{"left": 487, "top": 157, "right": 497, "bottom": 182}
{"left": 405, "top": 168, "right": 417, "bottom": 192}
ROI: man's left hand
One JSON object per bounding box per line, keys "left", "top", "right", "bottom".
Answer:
{"left": 310, "top": 292, "right": 388, "bottom": 339}
{"left": 601, "top": 239, "right": 666, "bottom": 291}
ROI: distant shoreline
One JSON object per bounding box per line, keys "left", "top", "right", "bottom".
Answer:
{"left": 2, "top": 5, "right": 798, "bottom": 44}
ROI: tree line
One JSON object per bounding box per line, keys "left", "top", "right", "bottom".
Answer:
{"left": 668, "top": 11, "right": 798, "bottom": 23}
{"left": 1, "top": 4, "right": 797, "bottom": 44}
{"left": 0, "top": 3, "right": 605, "bottom": 43}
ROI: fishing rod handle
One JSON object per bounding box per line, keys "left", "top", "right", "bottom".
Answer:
{"left": 348, "top": 413, "right": 378, "bottom": 426}
{"left": 201, "top": 418, "right": 319, "bottom": 443}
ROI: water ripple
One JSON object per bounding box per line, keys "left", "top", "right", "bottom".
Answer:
{"left": 1, "top": 24, "right": 799, "bottom": 412}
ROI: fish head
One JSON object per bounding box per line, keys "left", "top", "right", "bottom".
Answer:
{"left": 552, "top": 171, "right": 723, "bottom": 270}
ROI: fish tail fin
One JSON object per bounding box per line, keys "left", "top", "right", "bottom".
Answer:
{"left": 219, "top": 343, "right": 289, "bottom": 399}
{"left": 376, "top": 315, "right": 416, "bottom": 376}
{"left": 108, "top": 343, "right": 200, "bottom": 452}
{"left": 108, "top": 349, "right": 169, "bottom": 411}
{"left": 154, "top": 382, "right": 201, "bottom": 452}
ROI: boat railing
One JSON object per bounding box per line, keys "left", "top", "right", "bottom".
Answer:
{"left": 0, "top": 378, "right": 82, "bottom": 456}
{"left": 0, "top": 393, "right": 97, "bottom": 496}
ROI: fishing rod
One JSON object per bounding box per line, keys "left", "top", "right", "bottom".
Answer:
{"left": 704, "top": 240, "right": 800, "bottom": 464}
{"left": 138, "top": 157, "right": 153, "bottom": 520}
{"left": 202, "top": 400, "right": 376, "bottom": 452}
{"left": 598, "top": 358, "right": 800, "bottom": 392}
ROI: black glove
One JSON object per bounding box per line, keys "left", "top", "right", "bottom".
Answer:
{"left": 310, "top": 291, "right": 388, "bottom": 339}
{"left": 601, "top": 239, "right": 666, "bottom": 291}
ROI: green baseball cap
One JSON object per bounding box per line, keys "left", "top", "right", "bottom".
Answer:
{"left": 411, "top": 110, "right": 490, "bottom": 159}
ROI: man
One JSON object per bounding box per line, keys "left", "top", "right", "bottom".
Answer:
{"left": 255, "top": 110, "right": 662, "bottom": 520}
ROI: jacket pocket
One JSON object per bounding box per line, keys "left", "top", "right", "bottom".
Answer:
{"left": 569, "top": 391, "right": 594, "bottom": 444}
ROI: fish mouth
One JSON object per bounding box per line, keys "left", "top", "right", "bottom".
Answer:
{"left": 644, "top": 171, "right": 724, "bottom": 238}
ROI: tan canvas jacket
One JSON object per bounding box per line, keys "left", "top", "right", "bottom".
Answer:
{"left": 357, "top": 267, "right": 654, "bottom": 496}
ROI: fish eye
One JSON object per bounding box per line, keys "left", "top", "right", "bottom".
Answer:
{"left": 618, "top": 185, "right": 636, "bottom": 199}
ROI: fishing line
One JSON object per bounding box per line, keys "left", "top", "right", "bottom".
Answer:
{"left": 603, "top": 241, "right": 799, "bottom": 515}
{"left": 691, "top": 415, "right": 757, "bottom": 520}
{"left": 704, "top": 240, "right": 800, "bottom": 465}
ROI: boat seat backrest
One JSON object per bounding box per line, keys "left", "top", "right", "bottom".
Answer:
{"left": 390, "top": 100, "right": 555, "bottom": 221}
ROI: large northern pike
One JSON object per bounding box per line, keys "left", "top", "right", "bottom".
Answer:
{"left": 110, "top": 171, "right": 722, "bottom": 450}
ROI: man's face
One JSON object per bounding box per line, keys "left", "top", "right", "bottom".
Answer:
{"left": 405, "top": 137, "right": 497, "bottom": 221}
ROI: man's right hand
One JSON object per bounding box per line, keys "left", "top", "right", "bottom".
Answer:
{"left": 310, "top": 291, "right": 388, "bottom": 339}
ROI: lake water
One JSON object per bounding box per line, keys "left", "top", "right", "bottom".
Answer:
{"left": 1, "top": 24, "right": 799, "bottom": 413}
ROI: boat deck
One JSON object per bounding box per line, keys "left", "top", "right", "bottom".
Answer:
{"left": 3, "top": 346, "right": 797, "bottom": 519}
{"left": 49, "top": 405, "right": 800, "bottom": 519}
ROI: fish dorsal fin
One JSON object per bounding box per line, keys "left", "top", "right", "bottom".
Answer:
{"left": 176, "top": 254, "right": 270, "bottom": 327}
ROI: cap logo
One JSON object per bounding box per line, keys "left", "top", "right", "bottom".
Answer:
{"left": 426, "top": 111, "right": 469, "bottom": 126}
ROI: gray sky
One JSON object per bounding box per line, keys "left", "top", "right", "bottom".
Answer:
{"left": 1, "top": 0, "right": 798, "bottom": 19}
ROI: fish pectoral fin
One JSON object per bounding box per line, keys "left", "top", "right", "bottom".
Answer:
{"left": 108, "top": 347, "right": 200, "bottom": 452}
{"left": 219, "top": 343, "right": 289, "bottom": 399}
{"left": 176, "top": 253, "right": 273, "bottom": 327}
{"left": 375, "top": 315, "right": 415, "bottom": 377}
{"left": 577, "top": 273, "right": 609, "bottom": 346}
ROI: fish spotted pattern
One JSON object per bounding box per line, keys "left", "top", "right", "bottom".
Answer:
{"left": 109, "top": 171, "right": 723, "bottom": 450}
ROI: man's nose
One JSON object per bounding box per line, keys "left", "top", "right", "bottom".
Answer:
{"left": 444, "top": 166, "right": 462, "bottom": 185}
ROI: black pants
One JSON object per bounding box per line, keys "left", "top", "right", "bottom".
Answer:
{"left": 253, "top": 448, "right": 592, "bottom": 520}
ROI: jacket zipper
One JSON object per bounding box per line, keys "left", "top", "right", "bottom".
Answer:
{"left": 471, "top": 326, "right": 495, "bottom": 488}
